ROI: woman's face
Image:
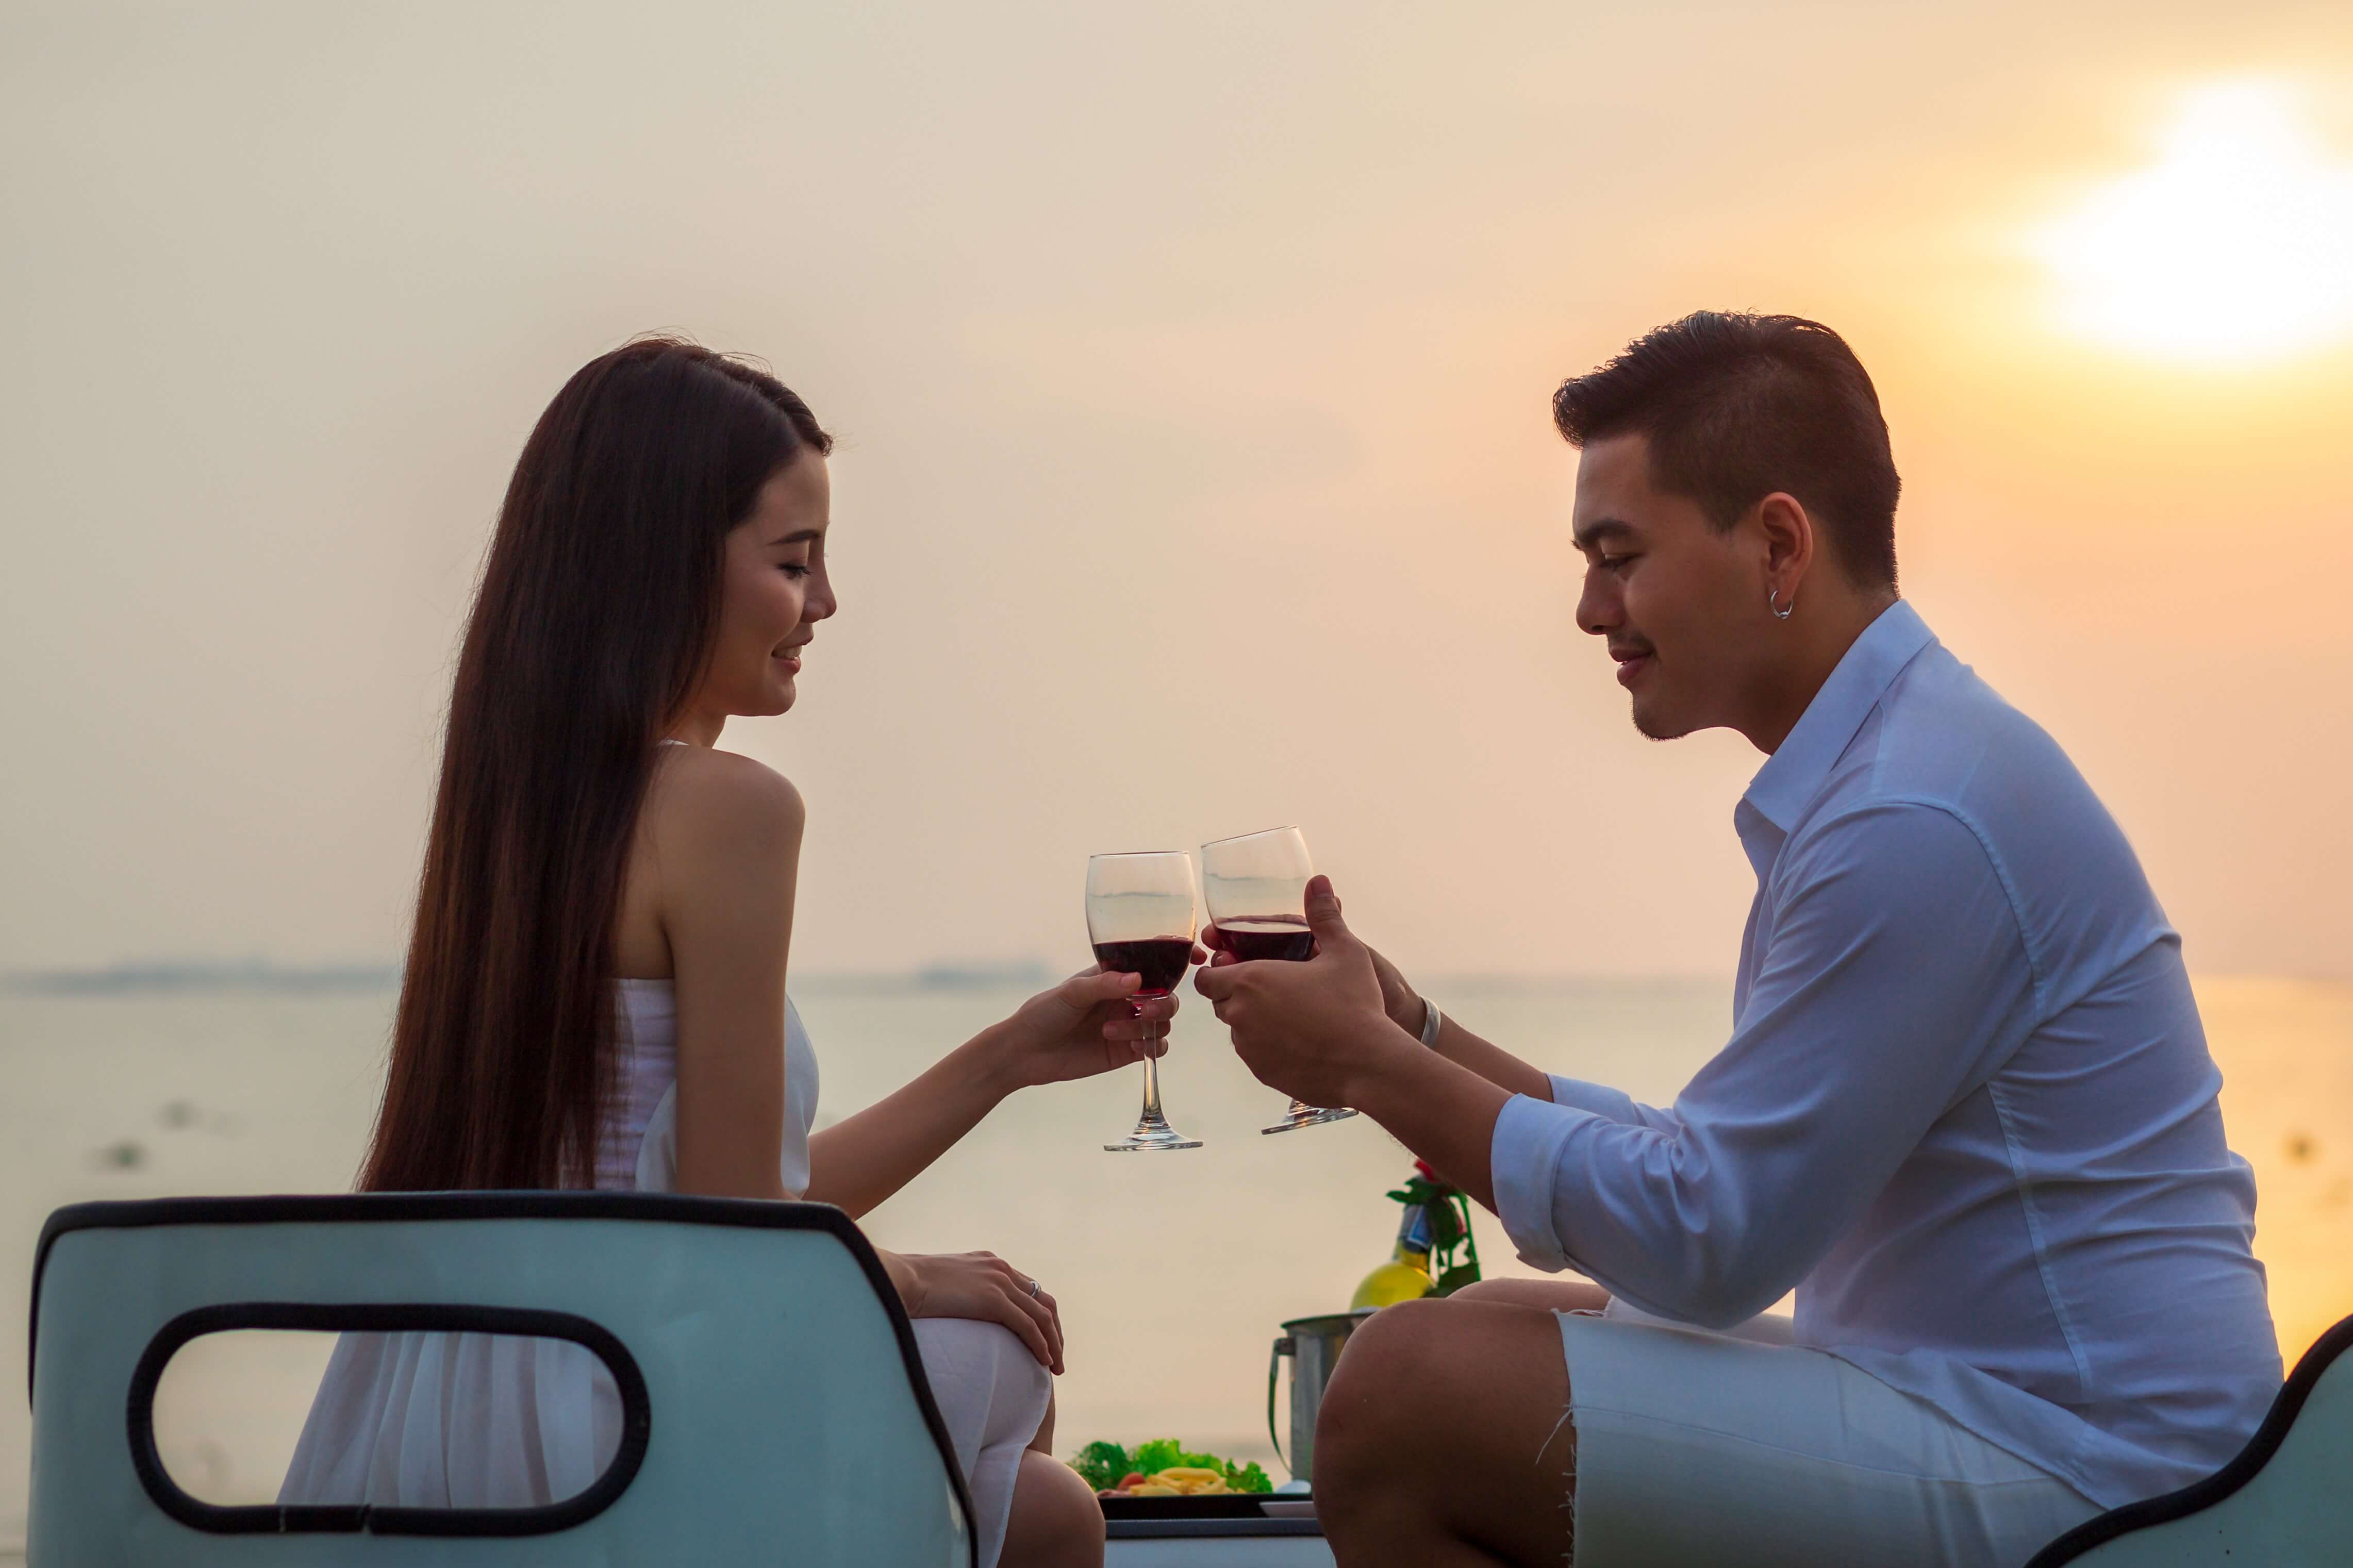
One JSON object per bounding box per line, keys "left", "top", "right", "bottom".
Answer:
{"left": 693, "top": 451, "right": 835, "bottom": 723}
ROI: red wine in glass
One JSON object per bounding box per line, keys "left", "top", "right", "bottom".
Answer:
{"left": 1199, "top": 827, "right": 1357, "bottom": 1133}
{"left": 1217, "top": 918, "right": 1316, "bottom": 963}
{"left": 1091, "top": 937, "right": 1195, "bottom": 996}
{"left": 1087, "top": 850, "right": 1203, "bottom": 1153}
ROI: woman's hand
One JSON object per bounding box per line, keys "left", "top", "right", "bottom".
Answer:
{"left": 988, "top": 961, "right": 1201, "bottom": 1091}
{"left": 807, "top": 959, "right": 1199, "bottom": 1220}
{"left": 884, "top": 1248, "right": 1066, "bottom": 1373}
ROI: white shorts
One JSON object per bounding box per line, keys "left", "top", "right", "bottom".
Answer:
{"left": 1560, "top": 1305, "right": 2102, "bottom": 1568}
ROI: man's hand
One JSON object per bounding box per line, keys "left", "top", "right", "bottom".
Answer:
{"left": 1203, "top": 893, "right": 1426, "bottom": 1036}
{"left": 1202, "top": 874, "right": 1516, "bottom": 1208}
{"left": 1194, "top": 875, "right": 1421, "bottom": 1107}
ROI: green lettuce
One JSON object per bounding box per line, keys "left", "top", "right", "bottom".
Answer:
{"left": 1130, "top": 1438, "right": 1207, "bottom": 1474}
{"left": 1222, "top": 1460, "right": 1274, "bottom": 1493}
{"left": 1072, "top": 1438, "right": 1277, "bottom": 1494}
{"left": 1069, "top": 1440, "right": 1132, "bottom": 1492}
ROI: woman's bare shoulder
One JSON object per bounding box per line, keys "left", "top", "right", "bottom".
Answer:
{"left": 644, "top": 746, "right": 806, "bottom": 856}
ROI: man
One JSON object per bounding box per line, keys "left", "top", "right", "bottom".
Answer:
{"left": 1195, "top": 312, "right": 2278, "bottom": 1568}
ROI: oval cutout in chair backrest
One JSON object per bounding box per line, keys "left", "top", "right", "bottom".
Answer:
{"left": 129, "top": 1302, "right": 650, "bottom": 1538}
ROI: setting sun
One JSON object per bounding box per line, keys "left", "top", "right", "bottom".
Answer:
{"left": 2036, "top": 81, "right": 2353, "bottom": 363}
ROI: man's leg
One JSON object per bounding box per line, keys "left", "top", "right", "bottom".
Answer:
{"left": 1315, "top": 1295, "right": 1581, "bottom": 1567}
{"left": 1447, "top": 1277, "right": 1610, "bottom": 1313}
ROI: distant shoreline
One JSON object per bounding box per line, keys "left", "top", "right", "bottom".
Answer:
{"left": 0, "top": 961, "right": 1748, "bottom": 998}
{"left": 0, "top": 959, "right": 1066, "bottom": 997}
{"left": 2, "top": 961, "right": 402, "bottom": 996}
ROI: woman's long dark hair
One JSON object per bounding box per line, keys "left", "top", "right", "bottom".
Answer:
{"left": 362, "top": 338, "right": 830, "bottom": 1192}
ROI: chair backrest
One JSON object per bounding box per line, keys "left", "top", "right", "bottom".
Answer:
{"left": 2024, "top": 1312, "right": 2353, "bottom": 1567}
{"left": 27, "top": 1193, "right": 974, "bottom": 1567}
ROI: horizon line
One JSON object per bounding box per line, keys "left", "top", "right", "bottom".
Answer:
{"left": 1, "top": 957, "right": 1748, "bottom": 997}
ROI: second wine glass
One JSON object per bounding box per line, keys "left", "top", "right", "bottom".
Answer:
{"left": 1087, "top": 851, "right": 1203, "bottom": 1153}
{"left": 1200, "top": 826, "right": 1359, "bottom": 1134}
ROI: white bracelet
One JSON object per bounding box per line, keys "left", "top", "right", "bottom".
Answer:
{"left": 1419, "top": 996, "right": 1444, "bottom": 1048}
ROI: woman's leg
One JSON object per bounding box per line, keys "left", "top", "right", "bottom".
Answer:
{"left": 1026, "top": 1385, "right": 1056, "bottom": 1454}
{"left": 909, "top": 1316, "right": 1066, "bottom": 1566}
{"left": 1001, "top": 1393, "right": 1103, "bottom": 1568}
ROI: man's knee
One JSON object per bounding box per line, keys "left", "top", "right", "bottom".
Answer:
{"left": 1317, "top": 1298, "right": 1461, "bottom": 1467}
{"left": 1332, "top": 1297, "right": 1454, "bottom": 1389}
{"left": 1319, "top": 1296, "right": 1577, "bottom": 1466}
{"left": 1448, "top": 1275, "right": 1611, "bottom": 1312}
{"left": 1443, "top": 1278, "right": 1521, "bottom": 1304}
{"left": 1315, "top": 1295, "right": 1578, "bottom": 1561}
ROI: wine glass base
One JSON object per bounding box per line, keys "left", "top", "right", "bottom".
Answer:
{"left": 1106, "top": 1051, "right": 1199, "bottom": 1150}
{"left": 1104, "top": 1127, "right": 1204, "bottom": 1152}
{"left": 1261, "top": 1104, "right": 1359, "bottom": 1135}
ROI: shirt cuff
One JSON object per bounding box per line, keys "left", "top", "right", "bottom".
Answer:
{"left": 1546, "top": 1074, "right": 1650, "bottom": 1124}
{"left": 1489, "top": 1093, "right": 1587, "bottom": 1273}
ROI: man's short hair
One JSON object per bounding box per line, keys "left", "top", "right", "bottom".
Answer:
{"left": 1553, "top": 312, "right": 1901, "bottom": 588}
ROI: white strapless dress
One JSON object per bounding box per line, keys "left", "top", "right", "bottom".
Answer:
{"left": 279, "top": 981, "right": 1051, "bottom": 1568}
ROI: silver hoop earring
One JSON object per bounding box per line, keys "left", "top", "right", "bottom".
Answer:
{"left": 1769, "top": 587, "right": 1795, "bottom": 621}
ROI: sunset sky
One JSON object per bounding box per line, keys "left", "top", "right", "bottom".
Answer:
{"left": 4, "top": 0, "right": 2350, "bottom": 983}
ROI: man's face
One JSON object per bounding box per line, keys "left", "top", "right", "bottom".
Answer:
{"left": 1571, "top": 433, "right": 1767, "bottom": 740}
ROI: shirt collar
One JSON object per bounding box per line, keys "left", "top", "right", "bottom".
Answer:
{"left": 1740, "top": 598, "right": 1935, "bottom": 835}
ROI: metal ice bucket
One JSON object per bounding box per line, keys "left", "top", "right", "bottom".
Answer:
{"left": 1268, "top": 1307, "right": 1377, "bottom": 1485}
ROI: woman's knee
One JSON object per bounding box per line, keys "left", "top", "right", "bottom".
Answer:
{"left": 911, "top": 1316, "right": 1053, "bottom": 1420}
{"left": 912, "top": 1313, "right": 1034, "bottom": 1364}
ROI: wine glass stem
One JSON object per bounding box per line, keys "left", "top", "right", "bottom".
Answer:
{"left": 1138, "top": 1004, "right": 1170, "bottom": 1126}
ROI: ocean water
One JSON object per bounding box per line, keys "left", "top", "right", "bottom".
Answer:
{"left": 0, "top": 974, "right": 2345, "bottom": 1549}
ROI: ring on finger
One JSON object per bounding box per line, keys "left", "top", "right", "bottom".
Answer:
{"left": 1024, "top": 1277, "right": 1042, "bottom": 1298}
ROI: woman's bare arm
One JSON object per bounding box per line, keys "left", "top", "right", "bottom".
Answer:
{"left": 643, "top": 746, "right": 1180, "bottom": 1369}
{"left": 651, "top": 748, "right": 802, "bottom": 1200}
{"left": 803, "top": 1033, "right": 1019, "bottom": 1216}
{"left": 805, "top": 967, "right": 1180, "bottom": 1219}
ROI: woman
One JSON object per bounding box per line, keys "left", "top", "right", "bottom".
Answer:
{"left": 281, "top": 339, "right": 1173, "bottom": 1567}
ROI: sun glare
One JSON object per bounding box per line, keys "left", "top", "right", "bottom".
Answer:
{"left": 2036, "top": 81, "right": 2353, "bottom": 363}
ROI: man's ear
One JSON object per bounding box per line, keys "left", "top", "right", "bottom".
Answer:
{"left": 1755, "top": 491, "right": 1815, "bottom": 598}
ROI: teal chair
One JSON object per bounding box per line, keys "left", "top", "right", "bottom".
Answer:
{"left": 2024, "top": 1312, "right": 2353, "bottom": 1566}
{"left": 27, "top": 1193, "right": 975, "bottom": 1566}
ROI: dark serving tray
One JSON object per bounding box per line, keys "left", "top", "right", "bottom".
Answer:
{"left": 1097, "top": 1493, "right": 1305, "bottom": 1521}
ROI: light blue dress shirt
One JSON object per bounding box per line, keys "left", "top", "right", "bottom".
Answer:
{"left": 1489, "top": 599, "right": 2279, "bottom": 1508}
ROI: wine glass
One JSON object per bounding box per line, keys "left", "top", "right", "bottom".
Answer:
{"left": 1087, "top": 851, "right": 1203, "bottom": 1153}
{"left": 1200, "top": 826, "right": 1359, "bottom": 1135}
